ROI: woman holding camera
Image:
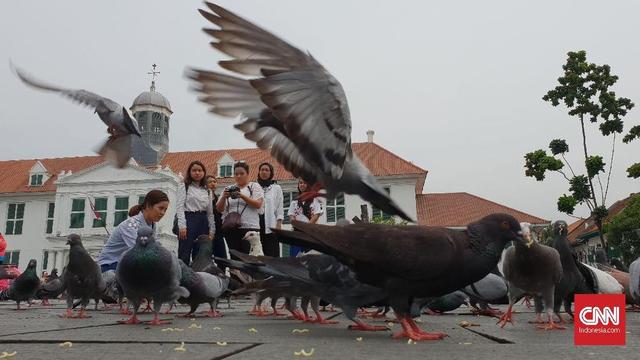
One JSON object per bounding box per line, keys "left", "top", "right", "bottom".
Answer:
{"left": 176, "top": 161, "right": 215, "bottom": 265}
{"left": 257, "top": 162, "right": 284, "bottom": 257}
{"left": 216, "top": 161, "right": 263, "bottom": 254}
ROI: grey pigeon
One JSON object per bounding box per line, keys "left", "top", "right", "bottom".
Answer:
{"left": 116, "top": 227, "right": 189, "bottom": 325}
{"left": 61, "top": 234, "right": 106, "bottom": 318}
{"left": 274, "top": 213, "right": 524, "bottom": 341}
{"left": 12, "top": 64, "right": 141, "bottom": 168}
{"left": 36, "top": 268, "right": 63, "bottom": 305}
{"left": 0, "top": 259, "right": 39, "bottom": 310}
{"left": 499, "top": 223, "right": 564, "bottom": 330}
{"left": 102, "top": 270, "right": 126, "bottom": 312}
{"left": 419, "top": 291, "right": 469, "bottom": 314}
{"left": 187, "top": 2, "right": 412, "bottom": 221}
{"left": 630, "top": 258, "right": 640, "bottom": 305}
{"left": 177, "top": 260, "right": 229, "bottom": 317}
{"left": 191, "top": 235, "right": 241, "bottom": 307}
{"left": 462, "top": 272, "right": 508, "bottom": 317}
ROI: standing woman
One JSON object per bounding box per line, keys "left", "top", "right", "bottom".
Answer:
{"left": 288, "top": 179, "right": 324, "bottom": 257}
{"left": 257, "top": 162, "right": 284, "bottom": 257}
{"left": 206, "top": 175, "right": 228, "bottom": 261}
{"left": 216, "top": 162, "right": 263, "bottom": 254}
{"left": 176, "top": 161, "right": 215, "bottom": 265}
{"left": 98, "top": 190, "right": 170, "bottom": 272}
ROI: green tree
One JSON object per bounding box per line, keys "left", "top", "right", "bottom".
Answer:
{"left": 524, "top": 51, "right": 637, "bottom": 251}
{"left": 606, "top": 195, "right": 640, "bottom": 264}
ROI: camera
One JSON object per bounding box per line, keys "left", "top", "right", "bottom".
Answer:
{"left": 225, "top": 185, "right": 241, "bottom": 199}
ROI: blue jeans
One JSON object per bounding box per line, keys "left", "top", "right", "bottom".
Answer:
{"left": 100, "top": 262, "right": 118, "bottom": 272}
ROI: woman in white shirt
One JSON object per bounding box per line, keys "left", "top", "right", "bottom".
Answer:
{"left": 176, "top": 161, "right": 215, "bottom": 265}
{"left": 287, "top": 179, "right": 324, "bottom": 256}
{"left": 216, "top": 161, "right": 264, "bottom": 254}
{"left": 257, "top": 162, "right": 284, "bottom": 257}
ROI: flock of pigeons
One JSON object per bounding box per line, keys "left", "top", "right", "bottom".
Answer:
{"left": 3, "top": 1, "right": 640, "bottom": 343}
{"left": 1, "top": 216, "right": 638, "bottom": 341}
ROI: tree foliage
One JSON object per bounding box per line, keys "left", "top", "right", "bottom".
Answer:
{"left": 606, "top": 195, "right": 640, "bottom": 263}
{"left": 524, "top": 50, "right": 637, "bottom": 249}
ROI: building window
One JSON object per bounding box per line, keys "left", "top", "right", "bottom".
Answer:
{"left": 92, "top": 197, "right": 108, "bottom": 228}
{"left": 152, "top": 113, "right": 162, "bottom": 134}
{"left": 138, "top": 195, "right": 146, "bottom": 205}
{"left": 326, "top": 194, "right": 345, "bottom": 223}
{"left": 70, "top": 198, "right": 85, "bottom": 229}
{"left": 219, "top": 164, "right": 233, "bottom": 178}
{"left": 114, "top": 196, "right": 129, "bottom": 226}
{"left": 42, "top": 250, "right": 49, "bottom": 270}
{"left": 164, "top": 117, "right": 169, "bottom": 136}
{"left": 6, "top": 203, "right": 25, "bottom": 235}
{"left": 46, "top": 202, "right": 55, "bottom": 234}
{"left": 371, "top": 188, "right": 393, "bottom": 221}
{"left": 282, "top": 191, "right": 299, "bottom": 225}
{"left": 5, "top": 251, "right": 19, "bottom": 266}
{"left": 30, "top": 174, "right": 43, "bottom": 186}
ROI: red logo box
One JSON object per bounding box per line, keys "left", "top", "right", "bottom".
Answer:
{"left": 574, "top": 294, "right": 626, "bottom": 346}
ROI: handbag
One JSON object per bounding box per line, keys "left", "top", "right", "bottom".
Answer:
{"left": 221, "top": 183, "right": 253, "bottom": 234}
{"left": 172, "top": 183, "right": 189, "bottom": 235}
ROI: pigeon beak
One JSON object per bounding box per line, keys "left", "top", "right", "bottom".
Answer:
{"left": 524, "top": 233, "right": 534, "bottom": 248}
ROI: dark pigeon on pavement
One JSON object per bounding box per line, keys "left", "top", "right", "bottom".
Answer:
{"left": 177, "top": 259, "right": 229, "bottom": 318}
{"left": 0, "top": 259, "right": 40, "bottom": 310}
{"left": 117, "top": 227, "right": 189, "bottom": 325}
{"left": 462, "top": 272, "right": 508, "bottom": 317}
{"left": 12, "top": 63, "right": 142, "bottom": 168}
{"left": 36, "top": 268, "right": 63, "bottom": 306}
{"left": 419, "top": 291, "right": 469, "bottom": 315}
{"left": 552, "top": 221, "right": 595, "bottom": 321}
{"left": 61, "top": 234, "right": 106, "bottom": 318}
{"left": 499, "top": 223, "right": 564, "bottom": 330}
{"left": 274, "top": 213, "right": 524, "bottom": 341}
{"left": 187, "top": 2, "right": 412, "bottom": 221}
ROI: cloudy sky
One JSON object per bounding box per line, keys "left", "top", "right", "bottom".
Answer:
{"left": 1, "top": 0, "right": 638, "bottom": 222}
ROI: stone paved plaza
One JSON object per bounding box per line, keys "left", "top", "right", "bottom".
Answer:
{"left": 0, "top": 300, "right": 636, "bottom": 360}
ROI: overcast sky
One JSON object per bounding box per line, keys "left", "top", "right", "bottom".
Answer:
{"left": 1, "top": 0, "right": 638, "bottom": 222}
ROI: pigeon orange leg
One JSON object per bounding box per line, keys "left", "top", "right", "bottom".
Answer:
{"left": 537, "top": 315, "right": 565, "bottom": 330}
{"left": 307, "top": 309, "right": 338, "bottom": 324}
{"left": 118, "top": 314, "right": 142, "bottom": 325}
{"left": 473, "top": 307, "right": 503, "bottom": 318}
{"left": 424, "top": 309, "right": 442, "bottom": 316}
{"left": 76, "top": 308, "right": 91, "bottom": 319}
{"left": 392, "top": 315, "right": 446, "bottom": 341}
{"left": 348, "top": 320, "right": 389, "bottom": 332}
{"left": 141, "top": 300, "right": 153, "bottom": 313}
{"left": 204, "top": 310, "right": 223, "bottom": 318}
{"left": 496, "top": 304, "right": 515, "bottom": 328}
{"left": 60, "top": 309, "right": 76, "bottom": 319}
{"left": 164, "top": 304, "right": 174, "bottom": 315}
{"left": 528, "top": 313, "right": 544, "bottom": 324}
{"left": 146, "top": 313, "right": 171, "bottom": 326}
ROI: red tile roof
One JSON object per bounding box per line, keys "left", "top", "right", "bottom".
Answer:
{"left": 567, "top": 193, "right": 639, "bottom": 243}
{"left": 0, "top": 142, "right": 427, "bottom": 193}
{"left": 416, "top": 192, "right": 548, "bottom": 227}
{"left": 0, "top": 156, "right": 103, "bottom": 194}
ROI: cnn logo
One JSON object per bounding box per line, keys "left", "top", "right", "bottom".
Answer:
{"left": 574, "top": 294, "right": 625, "bottom": 346}
{"left": 578, "top": 306, "right": 619, "bottom": 326}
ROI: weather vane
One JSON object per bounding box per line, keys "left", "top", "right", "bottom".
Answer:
{"left": 148, "top": 63, "right": 160, "bottom": 91}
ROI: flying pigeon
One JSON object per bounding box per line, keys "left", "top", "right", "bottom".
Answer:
{"left": 0, "top": 259, "right": 40, "bottom": 310}
{"left": 116, "top": 227, "right": 189, "bottom": 325}
{"left": 61, "top": 234, "right": 106, "bottom": 318}
{"left": 274, "top": 213, "right": 524, "bottom": 341}
{"left": 499, "top": 223, "right": 564, "bottom": 330}
{"left": 187, "top": 2, "right": 413, "bottom": 221}
{"left": 36, "top": 268, "right": 63, "bottom": 306}
{"left": 177, "top": 260, "right": 229, "bottom": 318}
{"left": 12, "top": 64, "right": 141, "bottom": 168}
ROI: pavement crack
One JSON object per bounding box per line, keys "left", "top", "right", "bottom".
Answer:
{"left": 459, "top": 326, "right": 514, "bottom": 344}
{"left": 211, "top": 343, "right": 262, "bottom": 360}
{"left": 0, "top": 323, "right": 121, "bottom": 338}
